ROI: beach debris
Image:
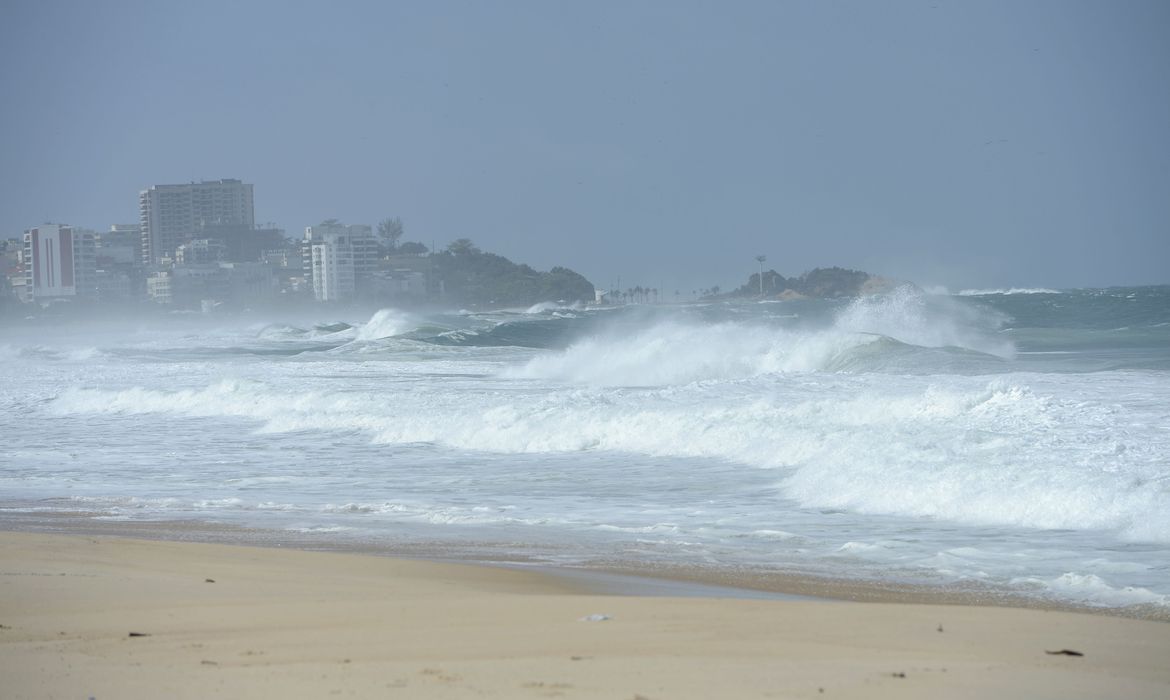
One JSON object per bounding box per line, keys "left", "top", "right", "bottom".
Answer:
{"left": 578, "top": 613, "right": 611, "bottom": 622}
{"left": 0, "top": 624, "right": 10, "bottom": 629}
{"left": 201, "top": 659, "right": 218, "bottom": 665}
{"left": 523, "top": 682, "right": 574, "bottom": 690}
{"left": 937, "top": 623, "right": 944, "bottom": 632}
{"left": 127, "top": 632, "right": 151, "bottom": 637}
{"left": 891, "top": 672, "right": 906, "bottom": 678}
{"left": 204, "top": 578, "right": 216, "bottom": 583}
{"left": 1045, "top": 649, "right": 1084, "bottom": 657}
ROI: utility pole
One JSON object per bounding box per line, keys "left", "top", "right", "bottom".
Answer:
{"left": 756, "top": 255, "right": 767, "bottom": 296}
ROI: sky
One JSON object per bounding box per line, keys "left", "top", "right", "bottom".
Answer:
{"left": 1, "top": 0, "right": 1167, "bottom": 293}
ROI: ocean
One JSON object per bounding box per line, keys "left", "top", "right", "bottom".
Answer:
{"left": 2, "top": 286, "right": 1168, "bottom": 614}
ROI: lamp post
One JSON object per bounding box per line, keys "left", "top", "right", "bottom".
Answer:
{"left": 755, "top": 255, "right": 766, "bottom": 296}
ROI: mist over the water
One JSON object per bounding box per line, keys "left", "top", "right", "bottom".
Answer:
{"left": 3, "top": 286, "right": 1169, "bottom": 612}
{"left": 508, "top": 287, "right": 1016, "bottom": 385}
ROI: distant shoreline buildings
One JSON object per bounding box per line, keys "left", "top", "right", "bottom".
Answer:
{"left": 1, "top": 178, "right": 433, "bottom": 311}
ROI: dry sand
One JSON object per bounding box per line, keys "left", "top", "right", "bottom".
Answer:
{"left": 2, "top": 531, "right": 1168, "bottom": 699}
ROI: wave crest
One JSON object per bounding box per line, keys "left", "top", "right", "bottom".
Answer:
{"left": 509, "top": 287, "right": 1014, "bottom": 385}
{"left": 355, "top": 308, "right": 413, "bottom": 341}
{"left": 48, "top": 375, "right": 1170, "bottom": 543}
{"left": 958, "top": 287, "right": 1061, "bottom": 296}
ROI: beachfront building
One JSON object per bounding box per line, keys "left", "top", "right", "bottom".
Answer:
{"left": 175, "top": 238, "right": 227, "bottom": 265}
{"left": 94, "top": 269, "right": 134, "bottom": 302}
{"left": 94, "top": 224, "right": 146, "bottom": 304}
{"left": 22, "top": 224, "right": 97, "bottom": 303}
{"left": 302, "top": 222, "right": 378, "bottom": 302}
{"left": 139, "top": 179, "right": 254, "bottom": 264}
{"left": 146, "top": 262, "right": 276, "bottom": 309}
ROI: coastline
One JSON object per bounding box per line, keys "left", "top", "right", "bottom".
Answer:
{"left": 3, "top": 511, "right": 1167, "bottom": 620}
{"left": 3, "top": 530, "right": 1169, "bottom": 699}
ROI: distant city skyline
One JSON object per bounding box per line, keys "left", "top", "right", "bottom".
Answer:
{"left": 2, "top": 0, "right": 1167, "bottom": 293}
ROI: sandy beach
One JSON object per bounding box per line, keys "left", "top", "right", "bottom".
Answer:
{"left": 2, "top": 532, "right": 1168, "bottom": 699}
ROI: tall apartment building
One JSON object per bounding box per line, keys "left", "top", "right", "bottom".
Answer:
{"left": 139, "top": 179, "right": 254, "bottom": 263}
{"left": 22, "top": 224, "right": 96, "bottom": 302}
{"left": 302, "top": 222, "right": 378, "bottom": 302}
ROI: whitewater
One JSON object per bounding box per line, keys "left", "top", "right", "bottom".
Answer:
{"left": 2, "top": 286, "right": 1168, "bottom": 613}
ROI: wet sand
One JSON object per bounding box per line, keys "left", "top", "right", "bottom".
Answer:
{"left": 2, "top": 531, "right": 1168, "bottom": 699}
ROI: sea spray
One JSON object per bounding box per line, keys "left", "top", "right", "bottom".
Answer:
{"left": 354, "top": 308, "right": 413, "bottom": 341}
{"left": 8, "top": 287, "right": 1170, "bottom": 611}
{"left": 835, "top": 286, "right": 1016, "bottom": 359}
{"left": 505, "top": 321, "right": 877, "bottom": 385}
{"left": 49, "top": 371, "right": 1170, "bottom": 544}
{"left": 509, "top": 286, "right": 1015, "bottom": 385}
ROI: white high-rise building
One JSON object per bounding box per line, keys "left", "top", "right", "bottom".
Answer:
{"left": 139, "top": 179, "right": 254, "bottom": 263}
{"left": 22, "top": 224, "right": 96, "bottom": 301}
{"left": 302, "top": 222, "right": 378, "bottom": 302}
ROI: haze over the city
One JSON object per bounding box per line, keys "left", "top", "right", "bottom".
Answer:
{"left": 2, "top": 0, "right": 1167, "bottom": 293}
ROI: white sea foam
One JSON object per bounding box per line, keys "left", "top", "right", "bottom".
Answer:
{"left": 12, "top": 298, "right": 1170, "bottom": 611}
{"left": 836, "top": 286, "right": 1015, "bottom": 358}
{"left": 1012, "top": 573, "right": 1170, "bottom": 607}
{"left": 256, "top": 324, "right": 306, "bottom": 340}
{"left": 354, "top": 308, "right": 413, "bottom": 341}
{"left": 509, "top": 287, "right": 1013, "bottom": 385}
{"left": 506, "top": 321, "right": 875, "bottom": 385}
{"left": 958, "top": 287, "right": 1061, "bottom": 296}
{"left": 59, "top": 347, "right": 104, "bottom": 361}
{"left": 525, "top": 301, "right": 562, "bottom": 314}
{"left": 49, "top": 370, "right": 1170, "bottom": 545}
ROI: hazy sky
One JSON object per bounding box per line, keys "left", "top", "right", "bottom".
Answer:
{"left": 2, "top": 0, "right": 1167, "bottom": 292}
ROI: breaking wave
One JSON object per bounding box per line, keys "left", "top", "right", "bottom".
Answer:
{"left": 354, "top": 308, "right": 413, "bottom": 341}
{"left": 509, "top": 287, "right": 1013, "bottom": 385}
{"left": 958, "top": 287, "right": 1061, "bottom": 296}
{"left": 13, "top": 285, "right": 1170, "bottom": 612}
{"left": 49, "top": 372, "right": 1170, "bottom": 544}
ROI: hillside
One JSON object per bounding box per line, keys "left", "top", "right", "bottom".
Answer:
{"left": 429, "top": 240, "right": 595, "bottom": 307}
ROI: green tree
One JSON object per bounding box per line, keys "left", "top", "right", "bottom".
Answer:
{"left": 397, "top": 241, "right": 429, "bottom": 255}
{"left": 447, "top": 238, "right": 480, "bottom": 255}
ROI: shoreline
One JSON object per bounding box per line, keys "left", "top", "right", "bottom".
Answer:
{"left": 3, "top": 530, "right": 1169, "bottom": 699}
{"left": 2, "top": 512, "right": 1166, "bottom": 621}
